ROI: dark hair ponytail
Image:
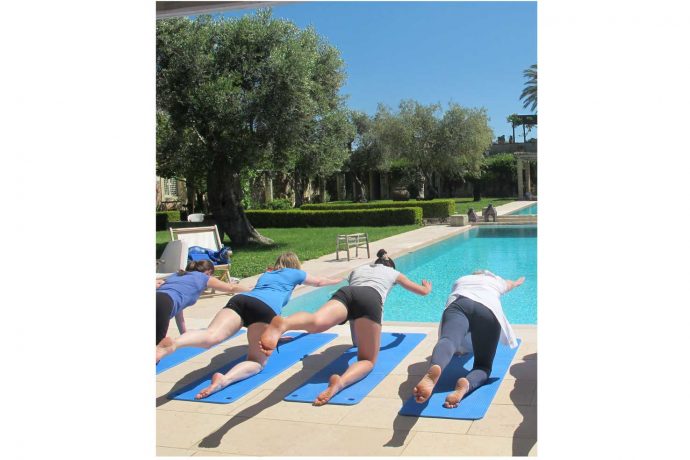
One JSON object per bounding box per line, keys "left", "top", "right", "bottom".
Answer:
{"left": 374, "top": 248, "right": 396, "bottom": 269}
{"left": 177, "top": 259, "right": 215, "bottom": 276}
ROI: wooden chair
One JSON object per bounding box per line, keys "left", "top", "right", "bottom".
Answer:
{"left": 336, "top": 233, "right": 370, "bottom": 261}
{"left": 169, "top": 225, "right": 232, "bottom": 289}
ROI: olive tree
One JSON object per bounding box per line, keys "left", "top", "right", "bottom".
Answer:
{"left": 156, "top": 11, "right": 347, "bottom": 244}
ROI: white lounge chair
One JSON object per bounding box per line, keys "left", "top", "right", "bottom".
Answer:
{"left": 168, "top": 225, "right": 232, "bottom": 287}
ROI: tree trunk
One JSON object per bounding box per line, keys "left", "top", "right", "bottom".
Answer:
{"left": 293, "top": 169, "right": 306, "bottom": 208}
{"left": 523, "top": 124, "right": 526, "bottom": 143}
{"left": 353, "top": 172, "right": 368, "bottom": 202}
{"left": 196, "top": 191, "right": 206, "bottom": 213}
{"left": 186, "top": 181, "right": 196, "bottom": 214}
{"left": 207, "top": 156, "right": 273, "bottom": 246}
{"left": 472, "top": 180, "right": 482, "bottom": 201}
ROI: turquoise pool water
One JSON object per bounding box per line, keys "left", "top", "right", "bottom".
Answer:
{"left": 282, "top": 225, "right": 537, "bottom": 324}
{"left": 509, "top": 203, "right": 538, "bottom": 215}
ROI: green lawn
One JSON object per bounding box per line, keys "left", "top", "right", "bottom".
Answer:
{"left": 157, "top": 197, "right": 517, "bottom": 279}
{"left": 157, "top": 225, "right": 420, "bottom": 279}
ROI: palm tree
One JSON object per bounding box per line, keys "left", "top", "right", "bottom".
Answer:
{"left": 520, "top": 64, "right": 537, "bottom": 112}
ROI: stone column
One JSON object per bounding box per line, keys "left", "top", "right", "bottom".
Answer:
{"left": 336, "top": 174, "right": 346, "bottom": 201}
{"left": 264, "top": 174, "right": 273, "bottom": 203}
{"left": 516, "top": 159, "right": 524, "bottom": 198}
{"left": 319, "top": 177, "right": 327, "bottom": 202}
{"left": 368, "top": 170, "right": 376, "bottom": 201}
{"left": 525, "top": 160, "right": 532, "bottom": 196}
{"left": 380, "top": 173, "right": 389, "bottom": 199}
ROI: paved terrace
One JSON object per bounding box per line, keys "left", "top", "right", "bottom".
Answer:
{"left": 157, "top": 201, "right": 537, "bottom": 456}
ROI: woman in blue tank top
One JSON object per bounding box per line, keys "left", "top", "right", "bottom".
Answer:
{"left": 156, "top": 252, "right": 343, "bottom": 399}
{"left": 156, "top": 259, "right": 249, "bottom": 345}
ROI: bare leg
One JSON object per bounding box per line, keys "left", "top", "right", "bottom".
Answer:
{"left": 314, "top": 317, "right": 380, "bottom": 406}
{"left": 444, "top": 377, "right": 470, "bottom": 408}
{"left": 196, "top": 322, "right": 269, "bottom": 399}
{"left": 349, "top": 321, "right": 358, "bottom": 347}
{"left": 413, "top": 364, "right": 442, "bottom": 403}
{"left": 156, "top": 308, "right": 242, "bottom": 362}
{"left": 260, "top": 300, "right": 347, "bottom": 355}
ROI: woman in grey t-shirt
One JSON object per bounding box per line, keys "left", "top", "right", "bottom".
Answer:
{"left": 259, "top": 249, "right": 431, "bottom": 406}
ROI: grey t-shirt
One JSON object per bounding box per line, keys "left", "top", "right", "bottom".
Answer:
{"left": 348, "top": 264, "right": 401, "bottom": 305}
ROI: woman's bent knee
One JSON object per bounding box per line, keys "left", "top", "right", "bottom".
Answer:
{"left": 204, "top": 330, "right": 227, "bottom": 347}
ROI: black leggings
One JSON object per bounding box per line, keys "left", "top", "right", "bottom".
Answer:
{"left": 430, "top": 295, "right": 501, "bottom": 392}
{"left": 156, "top": 292, "right": 174, "bottom": 345}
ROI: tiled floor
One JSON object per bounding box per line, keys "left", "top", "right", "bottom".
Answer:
{"left": 157, "top": 203, "right": 537, "bottom": 456}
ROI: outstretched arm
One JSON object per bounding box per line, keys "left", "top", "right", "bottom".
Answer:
{"left": 304, "top": 274, "right": 344, "bottom": 287}
{"left": 207, "top": 277, "right": 253, "bottom": 294}
{"left": 396, "top": 273, "right": 432, "bottom": 296}
{"left": 504, "top": 276, "right": 526, "bottom": 293}
{"left": 174, "top": 311, "right": 186, "bottom": 334}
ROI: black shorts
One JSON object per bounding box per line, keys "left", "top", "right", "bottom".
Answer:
{"left": 331, "top": 286, "right": 383, "bottom": 325}
{"left": 224, "top": 294, "right": 277, "bottom": 327}
{"left": 156, "top": 292, "right": 174, "bottom": 345}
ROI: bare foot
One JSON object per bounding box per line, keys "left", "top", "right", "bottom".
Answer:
{"left": 314, "top": 374, "right": 343, "bottom": 406}
{"left": 259, "top": 316, "right": 287, "bottom": 356}
{"left": 195, "top": 372, "right": 226, "bottom": 399}
{"left": 444, "top": 377, "right": 470, "bottom": 408}
{"left": 413, "top": 365, "right": 442, "bottom": 403}
{"left": 156, "top": 337, "right": 176, "bottom": 362}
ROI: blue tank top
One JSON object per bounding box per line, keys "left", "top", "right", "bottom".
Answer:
{"left": 242, "top": 268, "right": 307, "bottom": 315}
{"left": 157, "top": 271, "right": 209, "bottom": 318}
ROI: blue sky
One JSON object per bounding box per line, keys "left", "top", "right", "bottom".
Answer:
{"left": 216, "top": 1, "right": 537, "bottom": 141}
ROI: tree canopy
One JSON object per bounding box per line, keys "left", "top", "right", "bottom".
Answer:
{"left": 156, "top": 10, "right": 351, "bottom": 244}
{"left": 520, "top": 64, "right": 537, "bottom": 112}
{"left": 372, "top": 100, "right": 492, "bottom": 198}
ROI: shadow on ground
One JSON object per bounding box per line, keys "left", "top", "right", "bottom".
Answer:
{"left": 511, "top": 352, "right": 537, "bottom": 456}
{"left": 196, "top": 344, "right": 353, "bottom": 449}
{"left": 383, "top": 356, "right": 431, "bottom": 447}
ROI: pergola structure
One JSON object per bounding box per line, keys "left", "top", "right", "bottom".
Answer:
{"left": 514, "top": 151, "right": 537, "bottom": 198}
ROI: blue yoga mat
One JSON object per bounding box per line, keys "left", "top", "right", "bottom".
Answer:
{"left": 156, "top": 329, "right": 246, "bottom": 375}
{"left": 284, "top": 332, "right": 426, "bottom": 405}
{"left": 398, "top": 338, "right": 521, "bottom": 420}
{"left": 168, "top": 332, "right": 337, "bottom": 404}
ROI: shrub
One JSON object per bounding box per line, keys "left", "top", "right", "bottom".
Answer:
{"left": 156, "top": 211, "right": 181, "bottom": 231}
{"left": 246, "top": 207, "right": 423, "bottom": 227}
{"left": 301, "top": 199, "right": 455, "bottom": 218}
{"left": 261, "top": 198, "right": 293, "bottom": 210}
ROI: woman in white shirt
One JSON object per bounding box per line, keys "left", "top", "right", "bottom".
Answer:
{"left": 413, "top": 269, "right": 525, "bottom": 408}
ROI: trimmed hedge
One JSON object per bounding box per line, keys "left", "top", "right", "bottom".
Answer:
{"left": 301, "top": 199, "right": 456, "bottom": 219}
{"left": 245, "top": 207, "right": 423, "bottom": 227}
{"left": 156, "top": 211, "right": 181, "bottom": 231}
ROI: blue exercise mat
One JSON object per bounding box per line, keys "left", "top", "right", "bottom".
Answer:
{"left": 398, "top": 338, "right": 521, "bottom": 420}
{"left": 156, "top": 329, "right": 246, "bottom": 375}
{"left": 168, "top": 332, "right": 337, "bottom": 404}
{"left": 284, "top": 332, "right": 426, "bottom": 405}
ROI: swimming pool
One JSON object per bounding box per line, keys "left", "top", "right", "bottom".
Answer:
{"left": 283, "top": 225, "right": 537, "bottom": 324}
{"left": 509, "top": 203, "right": 538, "bottom": 215}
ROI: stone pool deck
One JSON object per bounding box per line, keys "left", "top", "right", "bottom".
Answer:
{"left": 157, "top": 201, "right": 537, "bottom": 456}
